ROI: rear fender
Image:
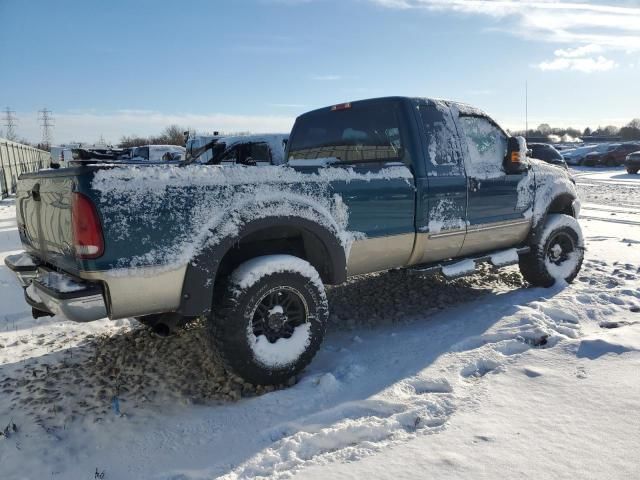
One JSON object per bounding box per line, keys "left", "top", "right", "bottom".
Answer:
{"left": 178, "top": 216, "right": 347, "bottom": 317}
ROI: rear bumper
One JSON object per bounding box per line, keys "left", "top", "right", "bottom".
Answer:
{"left": 4, "top": 252, "right": 107, "bottom": 322}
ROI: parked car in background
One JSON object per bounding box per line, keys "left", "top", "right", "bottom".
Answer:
{"left": 562, "top": 144, "right": 599, "bottom": 165}
{"left": 6, "top": 97, "right": 582, "bottom": 386}
{"left": 186, "top": 134, "right": 288, "bottom": 165}
{"left": 582, "top": 143, "right": 640, "bottom": 167}
{"left": 528, "top": 143, "right": 567, "bottom": 169}
{"left": 51, "top": 143, "right": 115, "bottom": 166}
{"left": 625, "top": 151, "right": 640, "bottom": 174}
{"left": 130, "top": 145, "right": 186, "bottom": 162}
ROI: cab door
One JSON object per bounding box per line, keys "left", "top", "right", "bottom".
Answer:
{"left": 412, "top": 102, "right": 468, "bottom": 264}
{"left": 456, "top": 114, "right": 532, "bottom": 256}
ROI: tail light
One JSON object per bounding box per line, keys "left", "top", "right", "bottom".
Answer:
{"left": 72, "top": 192, "right": 104, "bottom": 259}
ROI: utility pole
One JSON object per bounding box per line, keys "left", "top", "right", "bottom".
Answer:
{"left": 3, "top": 107, "right": 17, "bottom": 141}
{"left": 38, "top": 108, "right": 54, "bottom": 149}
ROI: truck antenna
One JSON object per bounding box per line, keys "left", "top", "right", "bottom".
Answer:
{"left": 525, "top": 81, "right": 529, "bottom": 141}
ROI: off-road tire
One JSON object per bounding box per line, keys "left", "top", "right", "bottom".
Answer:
{"left": 208, "top": 256, "right": 328, "bottom": 385}
{"left": 519, "top": 214, "right": 584, "bottom": 288}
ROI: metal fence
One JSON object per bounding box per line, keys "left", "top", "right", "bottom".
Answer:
{"left": 0, "top": 138, "right": 50, "bottom": 198}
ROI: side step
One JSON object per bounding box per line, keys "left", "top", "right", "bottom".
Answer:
{"left": 409, "top": 247, "right": 531, "bottom": 280}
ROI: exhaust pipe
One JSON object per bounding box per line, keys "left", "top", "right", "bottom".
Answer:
{"left": 32, "top": 307, "right": 54, "bottom": 319}
{"left": 152, "top": 322, "right": 172, "bottom": 337}
{"left": 137, "top": 312, "right": 186, "bottom": 337}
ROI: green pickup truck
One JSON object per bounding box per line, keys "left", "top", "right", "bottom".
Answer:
{"left": 5, "top": 97, "right": 583, "bottom": 385}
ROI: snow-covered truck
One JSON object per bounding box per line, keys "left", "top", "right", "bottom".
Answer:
{"left": 5, "top": 97, "right": 583, "bottom": 385}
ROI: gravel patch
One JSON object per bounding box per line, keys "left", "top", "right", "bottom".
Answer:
{"left": 1, "top": 266, "right": 525, "bottom": 426}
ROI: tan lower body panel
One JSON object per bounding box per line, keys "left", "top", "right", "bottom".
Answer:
{"left": 80, "top": 265, "right": 187, "bottom": 319}
{"left": 347, "top": 233, "right": 415, "bottom": 276}
{"left": 459, "top": 219, "right": 531, "bottom": 257}
{"left": 409, "top": 229, "right": 466, "bottom": 265}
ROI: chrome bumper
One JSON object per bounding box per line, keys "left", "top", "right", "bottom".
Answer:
{"left": 4, "top": 252, "right": 107, "bottom": 322}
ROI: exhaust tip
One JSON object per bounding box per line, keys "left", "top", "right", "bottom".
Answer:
{"left": 152, "top": 323, "right": 171, "bottom": 337}
{"left": 32, "top": 307, "right": 54, "bottom": 319}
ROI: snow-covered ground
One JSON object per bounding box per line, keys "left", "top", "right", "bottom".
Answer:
{"left": 1, "top": 167, "right": 639, "bottom": 479}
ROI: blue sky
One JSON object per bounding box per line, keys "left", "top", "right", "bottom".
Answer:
{"left": 1, "top": 0, "right": 639, "bottom": 143}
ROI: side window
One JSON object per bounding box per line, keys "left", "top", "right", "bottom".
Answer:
{"left": 221, "top": 146, "right": 239, "bottom": 163}
{"left": 459, "top": 116, "right": 507, "bottom": 179}
{"left": 418, "top": 104, "right": 464, "bottom": 176}
{"left": 249, "top": 143, "right": 271, "bottom": 163}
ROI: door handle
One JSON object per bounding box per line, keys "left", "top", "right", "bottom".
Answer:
{"left": 468, "top": 177, "right": 480, "bottom": 192}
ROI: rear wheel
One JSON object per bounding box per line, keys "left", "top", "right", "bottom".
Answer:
{"left": 627, "top": 167, "right": 639, "bottom": 174}
{"left": 519, "top": 214, "right": 584, "bottom": 288}
{"left": 209, "top": 255, "right": 328, "bottom": 385}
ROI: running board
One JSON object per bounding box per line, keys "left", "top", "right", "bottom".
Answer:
{"left": 409, "top": 247, "right": 531, "bottom": 279}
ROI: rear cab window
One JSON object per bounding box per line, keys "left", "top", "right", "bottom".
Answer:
{"left": 287, "top": 100, "right": 411, "bottom": 166}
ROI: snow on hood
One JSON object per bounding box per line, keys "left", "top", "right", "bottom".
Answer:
{"left": 92, "top": 164, "right": 411, "bottom": 272}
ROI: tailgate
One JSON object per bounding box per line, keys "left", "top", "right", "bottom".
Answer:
{"left": 16, "top": 173, "right": 77, "bottom": 273}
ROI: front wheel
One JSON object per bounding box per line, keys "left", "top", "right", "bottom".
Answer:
{"left": 209, "top": 255, "right": 328, "bottom": 385}
{"left": 519, "top": 214, "right": 584, "bottom": 288}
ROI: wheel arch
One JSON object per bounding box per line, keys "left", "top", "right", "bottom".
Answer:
{"left": 177, "top": 216, "right": 347, "bottom": 317}
{"left": 528, "top": 193, "right": 579, "bottom": 244}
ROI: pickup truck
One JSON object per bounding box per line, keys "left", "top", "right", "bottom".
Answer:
{"left": 5, "top": 97, "right": 583, "bottom": 386}
{"left": 186, "top": 134, "right": 289, "bottom": 165}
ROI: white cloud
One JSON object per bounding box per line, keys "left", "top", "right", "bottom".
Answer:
{"left": 538, "top": 55, "right": 618, "bottom": 72}
{"left": 13, "top": 110, "right": 295, "bottom": 145}
{"left": 370, "top": 1, "right": 640, "bottom": 51}
{"left": 554, "top": 44, "right": 604, "bottom": 58}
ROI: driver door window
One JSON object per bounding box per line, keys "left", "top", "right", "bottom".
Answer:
{"left": 459, "top": 116, "right": 507, "bottom": 180}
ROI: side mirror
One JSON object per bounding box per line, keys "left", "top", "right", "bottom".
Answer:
{"left": 505, "top": 136, "right": 530, "bottom": 173}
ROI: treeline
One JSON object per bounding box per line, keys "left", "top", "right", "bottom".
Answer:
{"left": 118, "top": 125, "right": 189, "bottom": 148}
{"left": 512, "top": 119, "right": 640, "bottom": 140}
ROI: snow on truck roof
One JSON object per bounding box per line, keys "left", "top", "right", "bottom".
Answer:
{"left": 296, "top": 96, "right": 488, "bottom": 118}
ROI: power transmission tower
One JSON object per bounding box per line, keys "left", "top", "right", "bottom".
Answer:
{"left": 38, "top": 108, "right": 54, "bottom": 149}
{"left": 3, "top": 107, "right": 17, "bottom": 141}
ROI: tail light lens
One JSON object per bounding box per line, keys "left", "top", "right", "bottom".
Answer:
{"left": 72, "top": 192, "right": 104, "bottom": 259}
